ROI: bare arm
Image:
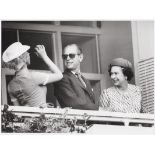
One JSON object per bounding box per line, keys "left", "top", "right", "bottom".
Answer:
{"left": 33, "top": 45, "right": 63, "bottom": 85}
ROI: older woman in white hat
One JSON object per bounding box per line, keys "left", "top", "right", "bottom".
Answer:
{"left": 99, "top": 58, "right": 142, "bottom": 113}
{"left": 2, "top": 42, "right": 63, "bottom": 107}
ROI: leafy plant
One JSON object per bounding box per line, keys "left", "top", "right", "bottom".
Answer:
{"left": 1, "top": 105, "right": 91, "bottom": 133}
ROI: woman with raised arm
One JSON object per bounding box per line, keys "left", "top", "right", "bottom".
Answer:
{"left": 99, "top": 58, "right": 142, "bottom": 113}
{"left": 2, "top": 42, "right": 63, "bottom": 108}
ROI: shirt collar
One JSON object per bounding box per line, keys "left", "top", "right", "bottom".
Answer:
{"left": 71, "top": 70, "right": 81, "bottom": 75}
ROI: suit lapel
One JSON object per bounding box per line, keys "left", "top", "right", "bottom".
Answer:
{"left": 81, "top": 75, "right": 95, "bottom": 103}
{"left": 64, "top": 70, "right": 95, "bottom": 103}
{"left": 65, "top": 70, "right": 86, "bottom": 89}
{"left": 82, "top": 76, "right": 94, "bottom": 94}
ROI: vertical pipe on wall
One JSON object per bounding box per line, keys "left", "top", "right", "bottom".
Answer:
{"left": 1, "top": 69, "right": 8, "bottom": 105}
{"left": 95, "top": 34, "right": 101, "bottom": 73}
{"left": 52, "top": 33, "right": 57, "bottom": 64}
{"left": 131, "top": 21, "right": 140, "bottom": 85}
{"left": 17, "top": 29, "right": 20, "bottom": 41}
{"left": 55, "top": 31, "right": 64, "bottom": 71}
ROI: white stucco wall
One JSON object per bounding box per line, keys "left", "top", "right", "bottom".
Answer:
{"left": 131, "top": 21, "right": 154, "bottom": 84}
{"left": 133, "top": 21, "right": 154, "bottom": 60}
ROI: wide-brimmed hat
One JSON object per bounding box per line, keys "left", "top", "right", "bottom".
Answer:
{"left": 2, "top": 42, "right": 30, "bottom": 62}
{"left": 110, "top": 58, "right": 132, "bottom": 69}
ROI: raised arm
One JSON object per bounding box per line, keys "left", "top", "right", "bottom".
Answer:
{"left": 32, "top": 45, "right": 63, "bottom": 85}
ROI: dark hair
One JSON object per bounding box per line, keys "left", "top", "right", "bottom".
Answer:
{"left": 64, "top": 44, "right": 83, "bottom": 54}
{"left": 108, "top": 65, "right": 134, "bottom": 81}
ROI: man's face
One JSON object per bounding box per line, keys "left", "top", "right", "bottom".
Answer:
{"left": 63, "top": 45, "right": 83, "bottom": 72}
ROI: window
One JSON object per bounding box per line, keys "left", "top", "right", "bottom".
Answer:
{"left": 1, "top": 28, "right": 57, "bottom": 106}
{"left": 19, "top": 30, "right": 55, "bottom": 70}
{"left": 2, "top": 29, "right": 18, "bottom": 52}
{"left": 61, "top": 33, "right": 99, "bottom": 73}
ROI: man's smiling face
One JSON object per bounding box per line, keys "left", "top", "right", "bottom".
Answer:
{"left": 63, "top": 44, "right": 83, "bottom": 72}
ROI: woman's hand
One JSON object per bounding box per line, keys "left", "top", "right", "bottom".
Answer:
{"left": 34, "top": 45, "right": 47, "bottom": 59}
{"left": 33, "top": 44, "right": 63, "bottom": 84}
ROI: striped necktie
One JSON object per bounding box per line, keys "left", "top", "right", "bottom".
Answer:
{"left": 75, "top": 73, "right": 86, "bottom": 88}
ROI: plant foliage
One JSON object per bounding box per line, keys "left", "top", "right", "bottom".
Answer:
{"left": 1, "top": 105, "right": 91, "bottom": 133}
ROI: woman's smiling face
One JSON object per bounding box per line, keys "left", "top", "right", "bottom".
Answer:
{"left": 110, "top": 66, "right": 127, "bottom": 87}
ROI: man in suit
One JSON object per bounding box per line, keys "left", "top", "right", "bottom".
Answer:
{"left": 54, "top": 44, "right": 99, "bottom": 110}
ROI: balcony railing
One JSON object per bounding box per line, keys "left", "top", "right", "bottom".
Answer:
{"left": 1, "top": 105, "right": 154, "bottom": 127}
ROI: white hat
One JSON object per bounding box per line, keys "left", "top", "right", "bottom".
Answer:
{"left": 2, "top": 42, "right": 30, "bottom": 62}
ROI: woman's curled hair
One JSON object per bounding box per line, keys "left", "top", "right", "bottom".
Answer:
{"left": 108, "top": 65, "right": 134, "bottom": 81}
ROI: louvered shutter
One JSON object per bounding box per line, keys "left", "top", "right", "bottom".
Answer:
{"left": 138, "top": 58, "right": 154, "bottom": 113}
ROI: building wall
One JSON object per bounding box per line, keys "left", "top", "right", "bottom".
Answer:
{"left": 99, "top": 21, "right": 134, "bottom": 88}
{"left": 131, "top": 21, "right": 154, "bottom": 85}
{"left": 136, "top": 21, "right": 154, "bottom": 60}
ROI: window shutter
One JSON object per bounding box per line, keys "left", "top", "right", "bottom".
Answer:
{"left": 138, "top": 58, "right": 154, "bottom": 113}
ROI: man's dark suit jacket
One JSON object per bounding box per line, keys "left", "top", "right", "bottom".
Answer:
{"left": 54, "top": 69, "right": 99, "bottom": 110}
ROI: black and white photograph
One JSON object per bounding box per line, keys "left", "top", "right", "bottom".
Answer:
{"left": 0, "top": 1, "right": 155, "bottom": 155}
{"left": 1, "top": 20, "right": 154, "bottom": 134}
